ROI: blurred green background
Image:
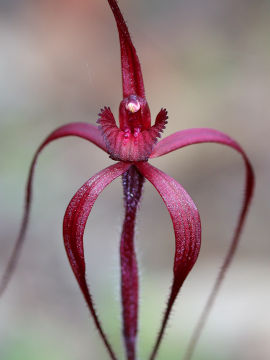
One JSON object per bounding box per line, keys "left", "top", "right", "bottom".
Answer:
{"left": 0, "top": 0, "right": 269, "bottom": 359}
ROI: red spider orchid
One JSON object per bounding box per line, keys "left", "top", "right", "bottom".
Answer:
{"left": 1, "top": 1, "right": 254, "bottom": 360}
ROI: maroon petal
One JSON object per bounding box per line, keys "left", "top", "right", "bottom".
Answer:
{"left": 63, "top": 162, "right": 130, "bottom": 360}
{"left": 37, "top": 122, "right": 107, "bottom": 152}
{"left": 150, "top": 128, "right": 254, "bottom": 359}
{"left": 136, "top": 162, "right": 201, "bottom": 360}
{"left": 151, "top": 127, "right": 250, "bottom": 159}
{"left": 0, "top": 122, "right": 107, "bottom": 296}
{"left": 107, "top": 0, "right": 145, "bottom": 98}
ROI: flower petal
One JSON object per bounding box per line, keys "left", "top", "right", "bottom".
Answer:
{"left": 63, "top": 161, "right": 130, "bottom": 360}
{"left": 41, "top": 122, "right": 107, "bottom": 151}
{"left": 0, "top": 122, "right": 107, "bottom": 296}
{"left": 135, "top": 162, "right": 201, "bottom": 360}
{"left": 108, "top": 0, "right": 145, "bottom": 98}
{"left": 151, "top": 127, "right": 250, "bottom": 159}
{"left": 150, "top": 128, "right": 254, "bottom": 360}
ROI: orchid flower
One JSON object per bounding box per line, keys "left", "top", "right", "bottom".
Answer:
{"left": 1, "top": 1, "right": 254, "bottom": 360}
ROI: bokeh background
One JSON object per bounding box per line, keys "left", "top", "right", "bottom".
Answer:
{"left": 0, "top": 0, "right": 269, "bottom": 359}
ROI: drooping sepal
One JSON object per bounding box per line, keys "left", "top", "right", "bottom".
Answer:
{"left": 97, "top": 107, "right": 168, "bottom": 162}
{"left": 149, "top": 128, "right": 255, "bottom": 360}
{"left": 63, "top": 161, "right": 130, "bottom": 360}
{"left": 136, "top": 162, "right": 201, "bottom": 360}
{"left": 0, "top": 122, "right": 107, "bottom": 297}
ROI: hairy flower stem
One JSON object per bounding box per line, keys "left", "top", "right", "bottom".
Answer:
{"left": 121, "top": 165, "right": 144, "bottom": 360}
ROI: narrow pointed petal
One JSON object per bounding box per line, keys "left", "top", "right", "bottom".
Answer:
{"left": 151, "top": 127, "right": 250, "bottom": 159}
{"left": 63, "top": 162, "right": 130, "bottom": 360}
{"left": 38, "top": 122, "right": 107, "bottom": 152}
{"left": 0, "top": 122, "right": 107, "bottom": 296}
{"left": 108, "top": 0, "right": 145, "bottom": 98}
{"left": 136, "top": 162, "right": 201, "bottom": 360}
{"left": 150, "top": 128, "right": 254, "bottom": 359}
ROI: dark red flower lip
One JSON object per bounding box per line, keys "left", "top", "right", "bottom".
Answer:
{"left": 97, "top": 106, "right": 168, "bottom": 162}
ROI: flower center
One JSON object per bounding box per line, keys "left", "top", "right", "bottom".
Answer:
{"left": 119, "top": 95, "right": 151, "bottom": 132}
{"left": 125, "top": 97, "right": 141, "bottom": 113}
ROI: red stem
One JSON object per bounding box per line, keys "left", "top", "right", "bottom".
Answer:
{"left": 120, "top": 165, "right": 144, "bottom": 360}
